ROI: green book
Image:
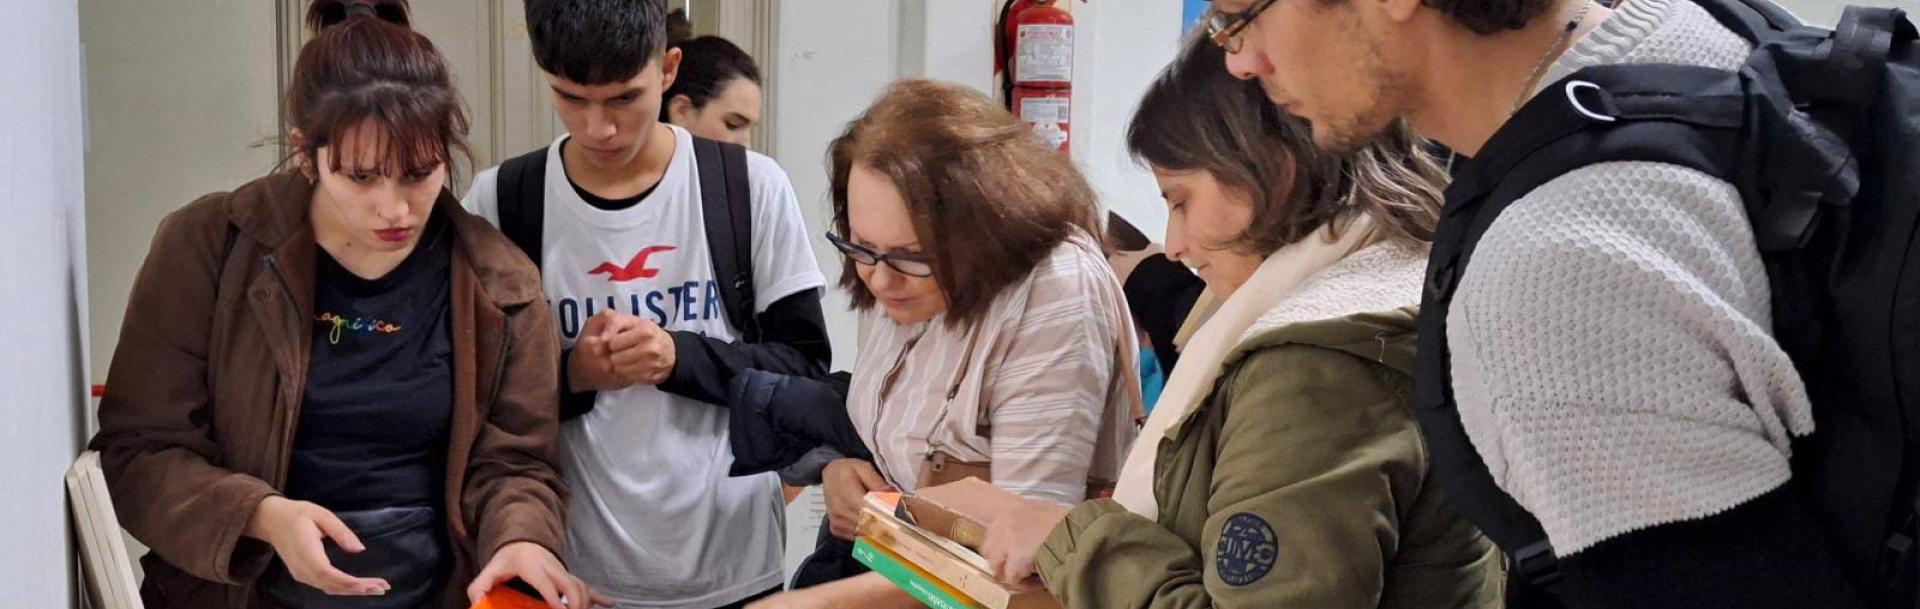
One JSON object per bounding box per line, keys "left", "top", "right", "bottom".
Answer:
{"left": 853, "top": 537, "right": 988, "bottom": 609}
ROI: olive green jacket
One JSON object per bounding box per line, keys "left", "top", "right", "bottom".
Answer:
{"left": 1034, "top": 244, "right": 1503, "bottom": 609}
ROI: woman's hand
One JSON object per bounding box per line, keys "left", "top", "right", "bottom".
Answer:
{"left": 980, "top": 497, "right": 1075, "bottom": 585}
{"left": 244, "top": 496, "right": 390, "bottom": 597}
{"left": 822, "top": 458, "right": 893, "bottom": 540}
{"left": 465, "top": 542, "right": 612, "bottom": 609}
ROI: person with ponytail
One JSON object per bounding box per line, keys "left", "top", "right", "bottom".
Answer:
{"left": 659, "top": 11, "right": 763, "bottom": 148}
{"left": 88, "top": 2, "right": 605, "bottom": 608}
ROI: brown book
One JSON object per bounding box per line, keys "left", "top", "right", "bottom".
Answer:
{"left": 901, "top": 477, "right": 1027, "bottom": 551}
{"left": 859, "top": 496, "right": 1062, "bottom": 609}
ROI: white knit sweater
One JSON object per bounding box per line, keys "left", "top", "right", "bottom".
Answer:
{"left": 1447, "top": 0, "right": 1815, "bottom": 555}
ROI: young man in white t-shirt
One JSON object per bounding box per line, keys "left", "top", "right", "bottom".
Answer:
{"left": 463, "top": 1, "right": 830, "bottom": 607}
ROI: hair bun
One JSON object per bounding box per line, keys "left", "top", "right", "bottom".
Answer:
{"left": 666, "top": 9, "right": 694, "bottom": 47}
{"left": 307, "top": 0, "right": 410, "bottom": 34}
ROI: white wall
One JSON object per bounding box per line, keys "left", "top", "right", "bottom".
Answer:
{"left": 900, "top": 0, "right": 998, "bottom": 93}
{"left": 0, "top": 0, "right": 90, "bottom": 606}
{"left": 1069, "top": 0, "right": 1183, "bottom": 242}
{"left": 772, "top": 0, "right": 903, "bottom": 371}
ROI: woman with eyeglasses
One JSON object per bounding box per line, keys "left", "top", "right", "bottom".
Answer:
{"left": 745, "top": 79, "right": 1141, "bottom": 609}
{"left": 972, "top": 35, "right": 1503, "bottom": 609}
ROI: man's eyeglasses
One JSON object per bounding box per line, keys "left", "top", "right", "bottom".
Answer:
{"left": 826, "top": 232, "right": 935, "bottom": 278}
{"left": 1205, "top": 0, "right": 1280, "bottom": 53}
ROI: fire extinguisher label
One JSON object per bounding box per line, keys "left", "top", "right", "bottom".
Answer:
{"left": 1019, "top": 96, "right": 1071, "bottom": 150}
{"left": 1019, "top": 96, "right": 1071, "bottom": 124}
{"left": 1015, "top": 24, "right": 1073, "bottom": 83}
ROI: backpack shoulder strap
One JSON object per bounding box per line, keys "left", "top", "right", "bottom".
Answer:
{"left": 693, "top": 136, "right": 758, "bottom": 342}
{"left": 1417, "top": 65, "right": 1755, "bottom": 592}
{"left": 497, "top": 147, "right": 550, "bottom": 269}
{"left": 1432, "top": 5, "right": 1918, "bottom": 599}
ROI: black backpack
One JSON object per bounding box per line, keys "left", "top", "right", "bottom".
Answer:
{"left": 493, "top": 136, "right": 761, "bottom": 343}
{"left": 1415, "top": 0, "right": 1920, "bottom": 605}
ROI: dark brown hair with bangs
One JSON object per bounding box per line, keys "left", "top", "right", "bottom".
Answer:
{"left": 829, "top": 79, "right": 1100, "bottom": 328}
{"left": 285, "top": 0, "right": 471, "bottom": 181}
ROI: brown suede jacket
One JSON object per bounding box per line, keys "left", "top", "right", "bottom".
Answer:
{"left": 88, "top": 171, "right": 568, "bottom": 609}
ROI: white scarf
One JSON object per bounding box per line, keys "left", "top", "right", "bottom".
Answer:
{"left": 1111, "top": 220, "right": 1375, "bottom": 519}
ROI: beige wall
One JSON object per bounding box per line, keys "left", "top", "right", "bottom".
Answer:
{"left": 81, "top": 1, "right": 281, "bottom": 391}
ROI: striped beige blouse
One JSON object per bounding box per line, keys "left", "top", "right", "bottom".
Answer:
{"left": 847, "top": 233, "right": 1141, "bottom": 505}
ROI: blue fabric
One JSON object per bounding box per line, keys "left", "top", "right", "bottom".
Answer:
{"left": 1183, "top": 0, "right": 1209, "bottom": 32}
{"left": 1139, "top": 345, "right": 1167, "bottom": 415}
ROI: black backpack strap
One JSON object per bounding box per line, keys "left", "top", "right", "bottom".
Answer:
{"left": 1417, "top": 65, "right": 1761, "bottom": 595}
{"left": 1809, "top": 5, "right": 1914, "bottom": 152}
{"left": 693, "top": 137, "right": 758, "bottom": 343}
{"left": 1470, "top": 3, "right": 1918, "bottom": 601}
{"left": 497, "top": 148, "right": 550, "bottom": 269}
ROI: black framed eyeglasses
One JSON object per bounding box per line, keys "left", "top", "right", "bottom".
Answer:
{"left": 825, "top": 232, "right": 935, "bottom": 278}
{"left": 1205, "top": 0, "right": 1280, "bottom": 53}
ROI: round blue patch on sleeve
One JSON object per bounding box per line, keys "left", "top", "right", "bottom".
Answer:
{"left": 1216, "top": 512, "right": 1278, "bottom": 586}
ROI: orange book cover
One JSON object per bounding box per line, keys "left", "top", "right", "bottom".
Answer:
{"left": 469, "top": 587, "right": 549, "bottom": 609}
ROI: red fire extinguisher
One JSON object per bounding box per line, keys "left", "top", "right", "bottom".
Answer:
{"left": 996, "top": 0, "right": 1040, "bottom": 79}
{"left": 1006, "top": 0, "right": 1073, "bottom": 153}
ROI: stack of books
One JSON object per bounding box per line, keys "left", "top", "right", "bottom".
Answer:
{"left": 854, "top": 479, "right": 1061, "bottom": 609}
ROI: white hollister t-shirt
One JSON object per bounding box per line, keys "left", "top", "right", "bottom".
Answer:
{"left": 464, "top": 126, "right": 826, "bottom": 608}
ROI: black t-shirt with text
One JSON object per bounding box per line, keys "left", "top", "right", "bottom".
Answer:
{"left": 285, "top": 212, "right": 455, "bottom": 512}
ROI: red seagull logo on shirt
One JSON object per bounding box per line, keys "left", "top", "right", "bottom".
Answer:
{"left": 588, "top": 245, "right": 678, "bottom": 282}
